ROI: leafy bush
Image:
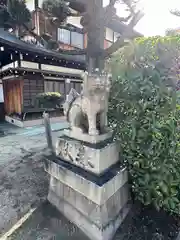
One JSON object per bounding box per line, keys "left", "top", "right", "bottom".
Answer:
{"left": 42, "top": 0, "right": 71, "bottom": 24}
{"left": 35, "top": 92, "right": 64, "bottom": 109}
{"left": 108, "top": 37, "right": 180, "bottom": 213}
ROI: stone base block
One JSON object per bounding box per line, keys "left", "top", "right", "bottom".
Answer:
{"left": 64, "top": 128, "right": 113, "bottom": 144}
{"left": 48, "top": 178, "right": 130, "bottom": 240}
{"left": 45, "top": 158, "right": 130, "bottom": 240}
{"left": 45, "top": 154, "right": 130, "bottom": 240}
{"left": 44, "top": 158, "right": 128, "bottom": 205}
{"left": 48, "top": 175, "right": 129, "bottom": 227}
{"left": 56, "top": 135, "right": 119, "bottom": 175}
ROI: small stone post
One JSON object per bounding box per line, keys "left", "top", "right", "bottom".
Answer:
{"left": 43, "top": 112, "right": 53, "bottom": 152}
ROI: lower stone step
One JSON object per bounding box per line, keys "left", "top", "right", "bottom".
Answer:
{"left": 45, "top": 158, "right": 130, "bottom": 240}
{"left": 48, "top": 175, "right": 129, "bottom": 228}
{"left": 48, "top": 188, "right": 130, "bottom": 240}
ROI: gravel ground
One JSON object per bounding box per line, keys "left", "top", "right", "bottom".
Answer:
{"left": 8, "top": 200, "right": 180, "bottom": 240}
{"left": 1, "top": 122, "right": 180, "bottom": 240}
{"left": 0, "top": 124, "right": 64, "bottom": 237}
{"left": 9, "top": 201, "right": 88, "bottom": 240}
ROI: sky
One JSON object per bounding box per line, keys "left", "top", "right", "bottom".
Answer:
{"left": 26, "top": 0, "right": 180, "bottom": 37}
{"left": 134, "top": 0, "right": 180, "bottom": 36}
{"left": 104, "top": 0, "right": 180, "bottom": 36}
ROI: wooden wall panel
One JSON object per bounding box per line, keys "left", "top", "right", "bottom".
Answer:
{"left": 70, "top": 81, "right": 82, "bottom": 93}
{"left": 84, "top": 33, "right": 87, "bottom": 48}
{"left": 44, "top": 80, "right": 65, "bottom": 94}
{"left": 23, "top": 77, "right": 44, "bottom": 108}
{"left": 3, "top": 79, "right": 23, "bottom": 115}
{"left": 44, "top": 80, "right": 82, "bottom": 97}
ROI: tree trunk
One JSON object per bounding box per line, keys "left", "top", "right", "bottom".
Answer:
{"left": 86, "top": 0, "right": 105, "bottom": 74}
{"left": 87, "top": 56, "right": 104, "bottom": 74}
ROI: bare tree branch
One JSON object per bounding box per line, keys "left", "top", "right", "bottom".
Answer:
{"left": 108, "top": 0, "right": 119, "bottom": 7}
{"left": 103, "top": 38, "right": 129, "bottom": 57}
{"left": 103, "top": 0, "right": 139, "bottom": 27}
{"left": 118, "top": 14, "right": 132, "bottom": 22}
{"left": 128, "top": 9, "right": 144, "bottom": 27}
{"left": 123, "top": 0, "right": 136, "bottom": 14}
{"left": 104, "top": 10, "right": 144, "bottom": 57}
{"left": 5, "top": 3, "right": 46, "bottom": 46}
{"left": 170, "top": 9, "right": 180, "bottom": 17}
{"left": 21, "top": 23, "right": 47, "bottom": 46}
{"left": 43, "top": 8, "right": 80, "bottom": 20}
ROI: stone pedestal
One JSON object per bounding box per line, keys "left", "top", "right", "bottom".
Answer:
{"left": 45, "top": 72, "right": 130, "bottom": 240}
{"left": 45, "top": 131, "right": 130, "bottom": 240}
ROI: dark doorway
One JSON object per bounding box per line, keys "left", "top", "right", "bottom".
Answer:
{"left": 0, "top": 102, "right": 5, "bottom": 121}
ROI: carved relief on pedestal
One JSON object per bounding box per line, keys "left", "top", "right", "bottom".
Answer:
{"left": 56, "top": 136, "right": 119, "bottom": 174}
{"left": 63, "top": 71, "right": 112, "bottom": 136}
{"left": 56, "top": 138, "right": 95, "bottom": 169}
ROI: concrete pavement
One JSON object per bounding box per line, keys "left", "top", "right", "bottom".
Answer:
{"left": 0, "top": 120, "right": 68, "bottom": 237}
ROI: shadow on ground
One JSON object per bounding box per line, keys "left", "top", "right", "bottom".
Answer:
{"left": 7, "top": 199, "right": 180, "bottom": 240}
{"left": 9, "top": 201, "right": 89, "bottom": 240}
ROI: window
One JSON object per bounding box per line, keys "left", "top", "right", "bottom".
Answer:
{"left": 105, "top": 28, "right": 121, "bottom": 43}
{"left": 105, "top": 28, "right": 114, "bottom": 42}
{"left": 58, "top": 28, "right": 84, "bottom": 49}
{"left": 57, "top": 28, "right": 70, "bottom": 45}
{"left": 0, "top": 84, "right": 4, "bottom": 103}
{"left": 71, "top": 31, "right": 83, "bottom": 49}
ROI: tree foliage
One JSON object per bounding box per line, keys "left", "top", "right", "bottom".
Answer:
{"left": 8, "top": 0, "right": 31, "bottom": 25}
{"left": 42, "top": 0, "right": 72, "bottom": 24}
{"left": 0, "top": 0, "right": 143, "bottom": 67}
{"left": 108, "top": 36, "right": 180, "bottom": 213}
{"left": 167, "top": 9, "right": 180, "bottom": 37}
{"left": 165, "top": 29, "right": 179, "bottom": 36}
{"left": 40, "top": 0, "right": 143, "bottom": 62}
{"left": 0, "top": 0, "right": 31, "bottom": 31}
{"left": 170, "top": 9, "right": 180, "bottom": 17}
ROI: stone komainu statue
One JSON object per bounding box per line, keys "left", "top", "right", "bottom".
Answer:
{"left": 64, "top": 72, "right": 111, "bottom": 136}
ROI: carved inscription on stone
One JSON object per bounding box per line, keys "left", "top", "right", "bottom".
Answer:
{"left": 56, "top": 138, "right": 95, "bottom": 169}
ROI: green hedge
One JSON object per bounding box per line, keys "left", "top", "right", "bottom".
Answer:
{"left": 108, "top": 36, "right": 180, "bottom": 213}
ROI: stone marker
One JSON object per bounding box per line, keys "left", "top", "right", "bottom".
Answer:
{"left": 44, "top": 71, "right": 130, "bottom": 240}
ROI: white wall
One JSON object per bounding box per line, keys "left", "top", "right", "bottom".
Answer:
{"left": 67, "top": 16, "right": 83, "bottom": 29}
{"left": 0, "top": 85, "right": 4, "bottom": 103}
{"left": 103, "top": 0, "right": 110, "bottom": 7}
{"left": 26, "top": 0, "right": 35, "bottom": 12}
{"left": 26, "top": 0, "right": 43, "bottom": 11}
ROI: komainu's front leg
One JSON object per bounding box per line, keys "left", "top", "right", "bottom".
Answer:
{"left": 88, "top": 112, "right": 99, "bottom": 136}
{"left": 69, "top": 105, "right": 83, "bottom": 133}
{"left": 100, "top": 111, "right": 108, "bottom": 132}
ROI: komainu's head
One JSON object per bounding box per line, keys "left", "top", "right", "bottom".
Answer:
{"left": 82, "top": 71, "right": 112, "bottom": 96}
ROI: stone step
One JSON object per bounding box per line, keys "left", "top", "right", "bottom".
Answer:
{"left": 44, "top": 158, "right": 128, "bottom": 205}
{"left": 48, "top": 188, "right": 130, "bottom": 240}
{"left": 45, "top": 158, "right": 130, "bottom": 240}
{"left": 48, "top": 177, "right": 129, "bottom": 228}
